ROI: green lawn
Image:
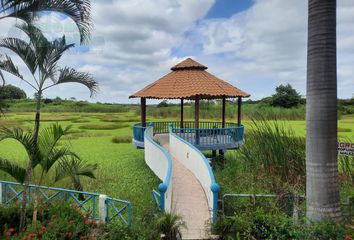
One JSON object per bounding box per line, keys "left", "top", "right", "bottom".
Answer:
{"left": 0, "top": 112, "right": 160, "bottom": 219}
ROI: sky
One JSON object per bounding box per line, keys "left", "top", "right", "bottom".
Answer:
{"left": 0, "top": 0, "right": 353, "bottom": 104}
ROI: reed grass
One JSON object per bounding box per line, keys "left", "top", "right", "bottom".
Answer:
{"left": 239, "top": 118, "right": 306, "bottom": 189}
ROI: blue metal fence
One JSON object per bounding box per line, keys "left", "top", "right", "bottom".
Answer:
{"left": 0, "top": 180, "right": 132, "bottom": 225}
{"left": 133, "top": 121, "right": 245, "bottom": 150}
{"left": 172, "top": 125, "right": 244, "bottom": 150}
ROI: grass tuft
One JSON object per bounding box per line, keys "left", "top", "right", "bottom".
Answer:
{"left": 78, "top": 123, "right": 129, "bottom": 130}
{"left": 111, "top": 136, "right": 131, "bottom": 144}
{"left": 338, "top": 128, "right": 352, "bottom": 133}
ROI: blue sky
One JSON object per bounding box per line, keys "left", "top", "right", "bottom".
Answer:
{"left": 1, "top": 0, "right": 353, "bottom": 103}
{"left": 206, "top": 0, "right": 253, "bottom": 19}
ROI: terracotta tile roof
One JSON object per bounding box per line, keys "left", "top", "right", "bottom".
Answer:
{"left": 130, "top": 58, "right": 250, "bottom": 100}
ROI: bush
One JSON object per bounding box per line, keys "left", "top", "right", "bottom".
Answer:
{"left": 112, "top": 136, "right": 131, "bottom": 144}
{"left": 0, "top": 205, "right": 32, "bottom": 233}
{"left": 1, "top": 203, "right": 98, "bottom": 239}
{"left": 101, "top": 209, "right": 185, "bottom": 240}
{"left": 213, "top": 209, "right": 353, "bottom": 240}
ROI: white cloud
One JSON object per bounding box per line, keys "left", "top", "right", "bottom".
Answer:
{"left": 1, "top": 0, "right": 353, "bottom": 102}
{"left": 183, "top": 0, "right": 354, "bottom": 99}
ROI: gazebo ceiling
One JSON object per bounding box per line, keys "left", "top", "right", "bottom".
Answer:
{"left": 129, "top": 58, "right": 250, "bottom": 100}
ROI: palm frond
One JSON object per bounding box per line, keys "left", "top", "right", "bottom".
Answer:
{"left": 37, "top": 123, "right": 72, "bottom": 170}
{"left": 54, "top": 156, "right": 97, "bottom": 183}
{"left": 38, "top": 123, "right": 71, "bottom": 154}
{"left": 0, "top": 127, "right": 34, "bottom": 158}
{"left": 55, "top": 67, "right": 98, "bottom": 97}
{"left": 0, "top": 69, "right": 5, "bottom": 86}
{"left": 0, "top": 54, "right": 24, "bottom": 80}
{"left": 16, "top": 23, "right": 50, "bottom": 70}
{"left": 0, "top": 37, "right": 37, "bottom": 74}
{"left": 0, "top": 157, "right": 26, "bottom": 183}
{"left": 41, "top": 147, "right": 76, "bottom": 173}
{"left": 43, "top": 36, "right": 75, "bottom": 80}
{"left": 2, "top": 0, "right": 92, "bottom": 44}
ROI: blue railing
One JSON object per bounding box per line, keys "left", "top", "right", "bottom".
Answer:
{"left": 0, "top": 180, "right": 132, "bottom": 225}
{"left": 132, "top": 123, "right": 146, "bottom": 148}
{"left": 106, "top": 197, "right": 132, "bottom": 225}
{"left": 173, "top": 125, "right": 244, "bottom": 150}
{"left": 144, "top": 124, "right": 173, "bottom": 211}
{"left": 133, "top": 121, "right": 245, "bottom": 150}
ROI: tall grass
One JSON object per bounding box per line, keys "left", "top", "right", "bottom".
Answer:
{"left": 338, "top": 137, "right": 354, "bottom": 182}
{"left": 145, "top": 101, "right": 306, "bottom": 121}
{"left": 239, "top": 119, "right": 306, "bottom": 189}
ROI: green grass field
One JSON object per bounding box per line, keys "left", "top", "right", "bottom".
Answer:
{"left": 0, "top": 112, "right": 160, "bottom": 218}
{"left": 0, "top": 111, "right": 353, "bottom": 219}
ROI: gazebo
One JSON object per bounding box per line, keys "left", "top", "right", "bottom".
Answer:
{"left": 130, "top": 58, "right": 250, "bottom": 153}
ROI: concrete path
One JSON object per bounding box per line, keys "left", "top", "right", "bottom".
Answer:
{"left": 155, "top": 134, "right": 211, "bottom": 240}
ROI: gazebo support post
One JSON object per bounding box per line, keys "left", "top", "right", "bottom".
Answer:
{"left": 141, "top": 98, "right": 146, "bottom": 127}
{"left": 195, "top": 96, "right": 200, "bottom": 145}
{"left": 180, "top": 99, "right": 184, "bottom": 128}
{"left": 219, "top": 97, "right": 226, "bottom": 157}
{"left": 222, "top": 97, "right": 226, "bottom": 128}
{"left": 237, "top": 97, "right": 242, "bottom": 126}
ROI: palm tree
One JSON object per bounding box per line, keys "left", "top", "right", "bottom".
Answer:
{"left": 0, "top": 0, "right": 92, "bottom": 115}
{"left": 0, "top": 23, "right": 98, "bottom": 230}
{"left": 0, "top": 123, "right": 97, "bottom": 222}
{"left": 0, "top": 0, "right": 92, "bottom": 44}
{"left": 306, "top": 0, "right": 342, "bottom": 222}
{"left": 156, "top": 212, "right": 186, "bottom": 240}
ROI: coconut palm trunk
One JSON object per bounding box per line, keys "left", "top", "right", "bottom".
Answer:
{"left": 306, "top": 0, "right": 342, "bottom": 222}
{"left": 20, "top": 91, "right": 42, "bottom": 230}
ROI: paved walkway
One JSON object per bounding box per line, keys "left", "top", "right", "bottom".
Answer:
{"left": 155, "top": 134, "right": 211, "bottom": 240}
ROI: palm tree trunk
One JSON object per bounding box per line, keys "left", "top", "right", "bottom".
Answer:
{"left": 19, "top": 90, "right": 42, "bottom": 231}
{"left": 306, "top": 0, "right": 341, "bottom": 222}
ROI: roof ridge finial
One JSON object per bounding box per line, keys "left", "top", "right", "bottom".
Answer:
{"left": 171, "top": 58, "right": 208, "bottom": 71}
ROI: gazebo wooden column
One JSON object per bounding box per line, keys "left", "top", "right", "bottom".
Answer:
{"left": 218, "top": 97, "right": 227, "bottom": 157}
{"left": 141, "top": 98, "right": 146, "bottom": 127}
{"left": 180, "top": 99, "right": 184, "bottom": 128}
{"left": 237, "top": 97, "right": 242, "bottom": 126}
{"left": 222, "top": 97, "right": 226, "bottom": 128}
{"left": 195, "top": 96, "right": 200, "bottom": 145}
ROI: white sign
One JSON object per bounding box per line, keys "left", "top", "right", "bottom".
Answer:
{"left": 338, "top": 142, "right": 354, "bottom": 156}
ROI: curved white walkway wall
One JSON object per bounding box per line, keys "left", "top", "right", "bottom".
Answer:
{"left": 144, "top": 125, "right": 172, "bottom": 212}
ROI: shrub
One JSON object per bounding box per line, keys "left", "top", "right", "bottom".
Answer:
{"left": 213, "top": 209, "right": 353, "bottom": 240}
{"left": 0, "top": 203, "right": 97, "bottom": 239}
{"left": 0, "top": 205, "right": 32, "bottom": 233}
{"left": 112, "top": 136, "right": 131, "bottom": 144}
{"left": 79, "top": 123, "right": 129, "bottom": 130}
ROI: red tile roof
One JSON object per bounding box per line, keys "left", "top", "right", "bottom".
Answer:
{"left": 130, "top": 58, "right": 250, "bottom": 100}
